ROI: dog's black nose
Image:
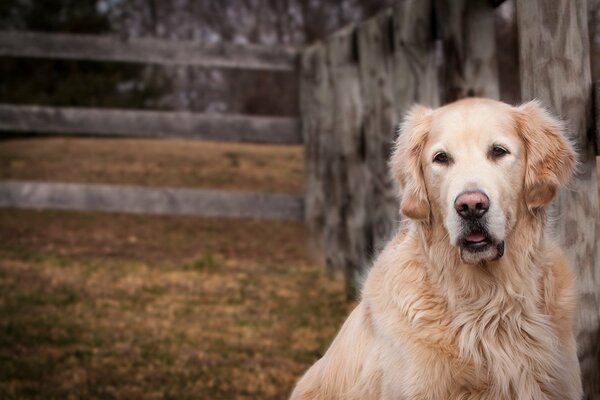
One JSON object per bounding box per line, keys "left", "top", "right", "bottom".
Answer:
{"left": 454, "top": 191, "right": 489, "bottom": 219}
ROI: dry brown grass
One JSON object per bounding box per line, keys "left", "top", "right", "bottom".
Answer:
{"left": 0, "top": 137, "right": 304, "bottom": 194}
{"left": 0, "top": 137, "right": 345, "bottom": 399}
{"left": 0, "top": 209, "right": 348, "bottom": 399}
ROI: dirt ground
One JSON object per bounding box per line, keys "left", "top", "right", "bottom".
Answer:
{"left": 0, "top": 138, "right": 347, "bottom": 400}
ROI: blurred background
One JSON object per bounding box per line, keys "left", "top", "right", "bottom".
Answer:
{"left": 0, "top": 0, "right": 599, "bottom": 399}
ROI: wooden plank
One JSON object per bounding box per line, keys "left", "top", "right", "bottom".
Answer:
{"left": 358, "top": 10, "right": 396, "bottom": 255}
{"left": 0, "top": 181, "right": 303, "bottom": 220}
{"left": 326, "top": 26, "right": 369, "bottom": 299}
{"left": 359, "top": 0, "right": 439, "bottom": 252}
{"left": 0, "top": 30, "right": 297, "bottom": 71}
{"left": 435, "top": 0, "right": 500, "bottom": 103}
{"left": 516, "top": 0, "right": 600, "bottom": 396}
{"left": 0, "top": 104, "right": 302, "bottom": 145}
{"left": 300, "top": 42, "right": 332, "bottom": 262}
{"left": 301, "top": 0, "right": 441, "bottom": 300}
{"left": 594, "top": 81, "right": 600, "bottom": 156}
{"left": 393, "top": 0, "right": 440, "bottom": 115}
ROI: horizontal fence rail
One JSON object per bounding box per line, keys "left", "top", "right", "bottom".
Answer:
{"left": 0, "top": 181, "right": 304, "bottom": 220}
{"left": 0, "top": 30, "right": 297, "bottom": 71}
{"left": 0, "top": 104, "right": 302, "bottom": 144}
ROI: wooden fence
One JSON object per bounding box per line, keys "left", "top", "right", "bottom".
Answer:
{"left": 0, "top": 30, "right": 303, "bottom": 220}
{"left": 0, "top": 31, "right": 297, "bottom": 70}
{"left": 300, "top": 0, "right": 599, "bottom": 396}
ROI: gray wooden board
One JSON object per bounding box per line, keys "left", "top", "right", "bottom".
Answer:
{"left": 392, "top": 0, "right": 440, "bottom": 113}
{"left": 0, "top": 30, "right": 297, "bottom": 71}
{"left": 300, "top": 42, "right": 331, "bottom": 262}
{"left": 595, "top": 81, "right": 600, "bottom": 156}
{"left": 327, "top": 25, "right": 369, "bottom": 299}
{"left": 358, "top": 9, "right": 397, "bottom": 254}
{"left": 0, "top": 104, "right": 302, "bottom": 145}
{"left": 434, "top": 0, "right": 500, "bottom": 102}
{"left": 517, "top": 0, "right": 600, "bottom": 396}
{"left": 299, "top": 0, "right": 442, "bottom": 299}
{"left": 0, "top": 181, "right": 303, "bottom": 221}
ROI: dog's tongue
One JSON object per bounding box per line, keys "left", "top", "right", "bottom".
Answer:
{"left": 466, "top": 232, "right": 486, "bottom": 242}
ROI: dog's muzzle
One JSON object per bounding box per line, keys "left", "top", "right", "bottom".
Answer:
{"left": 455, "top": 190, "right": 504, "bottom": 263}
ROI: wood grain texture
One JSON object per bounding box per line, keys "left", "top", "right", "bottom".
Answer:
{"left": 0, "top": 104, "right": 302, "bottom": 145}
{"left": 300, "top": 0, "right": 440, "bottom": 300}
{"left": 358, "top": 10, "right": 397, "bottom": 255}
{"left": 359, "top": 0, "right": 439, "bottom": 253}
{"left": 435, "top": 0, "right": 500, "bottom": 102}
{"left": 323, "top": 26, "right": 368, "bottom": 299}
{"left": 0, "top": 181, "right": 303, "bottom": 220}
{"left": 391, "top": 0, "right": 440, "bottom": 247}
{"left": 300, "top": 42, "right": 332, "bottom": 262}
{"left": 595, "top": 82, "right": 600, "bottom": 156}
{"left": 393, "top": 0, "right": 440, "bottom": 116}
{"left": 517, "top": 0, "right": 600, "bottom": 396}
{"left": 0, "top": 30, "right": 297, "bottom": 71}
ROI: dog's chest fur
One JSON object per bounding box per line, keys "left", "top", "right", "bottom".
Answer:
{"left": 448, "top": 299, "right": 562, "bottom": 399}
{"left": 368, "top": 258, "right": 565, "bottom": 399}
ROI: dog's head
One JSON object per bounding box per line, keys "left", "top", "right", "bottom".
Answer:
{"left": 390, "top": 98, "right": 575, "bottom": 264}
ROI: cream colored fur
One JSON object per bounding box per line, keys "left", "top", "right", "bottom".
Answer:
{"left": 291, "top": 98, "right": 582, "bottom": 400}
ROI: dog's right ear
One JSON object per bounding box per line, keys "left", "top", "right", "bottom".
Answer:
{"left": 389, "top": 105, "right": 432, "bottom": 220}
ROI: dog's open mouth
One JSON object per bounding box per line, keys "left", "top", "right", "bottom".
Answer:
{"left": 461, "top": 231, "right": 492, "bottom": 251}
{"left": 459, "top": 228, "right": 504, "bottom": 264}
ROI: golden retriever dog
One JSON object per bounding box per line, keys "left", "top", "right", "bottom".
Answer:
{"left": 291, "top": 98, "right": 582, "bottom": 399}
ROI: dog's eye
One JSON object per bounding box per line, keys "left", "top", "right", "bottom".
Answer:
{"left": 433, "top": 151, "right": 450, "bottom": 165}
{"left": 490, "top": 145, "right": 509, "bottom": 159}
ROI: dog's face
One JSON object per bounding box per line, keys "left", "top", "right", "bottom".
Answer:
{"left": 391, "top": 98, "right": 575, "bottom": 264}
{"left": 423, "top": 100, "right": 525, "bottom": 263}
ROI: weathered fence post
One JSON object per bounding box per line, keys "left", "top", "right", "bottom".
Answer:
{"left": 326, "top": 27, "right": 368, "bottom": 299}
{"left": 516, "top": 0, "right": 600, "bottom": 397}
{"left": 301, "top": 0, "right": 440, "bottom": 300}
{"left": 301, "top": 0, "right": 439, "bottom": 298}
{"left": 301, "top": 27, "right": 369, "bottom": 299}
{"left": 392, "top": 0, "right": 440, "bottom": 115}
{"left": 357, "top": 0, "right": 440, "bottom": 256}
{"left": 435, "top": 0, "right": 500, "bottom": 102}
{"left": 301, "top": 43, "right": 332, "bottom": 262}
{"left": 357, "top": 9, "right": 397, "bottom": 256}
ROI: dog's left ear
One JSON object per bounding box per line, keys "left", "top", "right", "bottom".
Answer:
{"left": 390, "top": 105, "right": 432, "bottom": 220}
{"left": 513, "top": 101, "right": 576, "bottom": 210}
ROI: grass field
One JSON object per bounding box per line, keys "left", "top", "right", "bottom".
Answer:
{"left": 0, "top": 138, "right": 347, "bottom": 399}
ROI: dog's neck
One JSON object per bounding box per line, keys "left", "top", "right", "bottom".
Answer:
{"left": 413, "top": 207, "right": 546, "bottom": 312}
